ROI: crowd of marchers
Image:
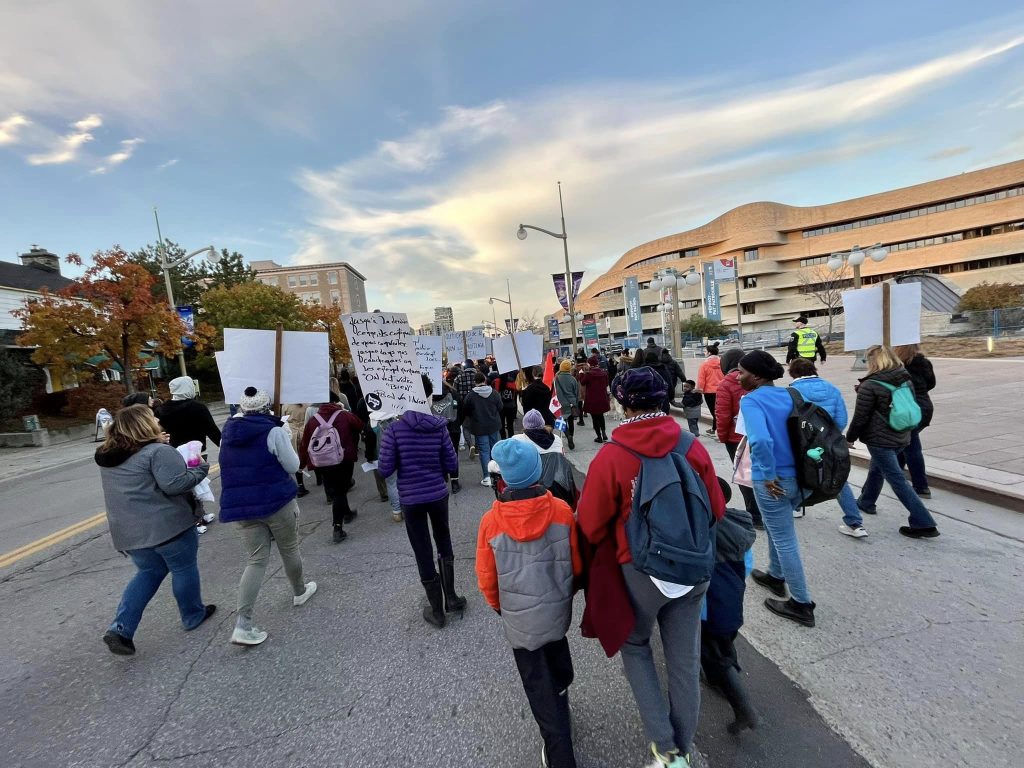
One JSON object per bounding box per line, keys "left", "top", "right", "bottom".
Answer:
{"left": 91, "top": 316, "right": 939, "bottom": 768}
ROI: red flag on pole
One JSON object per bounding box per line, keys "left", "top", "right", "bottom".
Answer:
{"left": 543, "top": 350, "right": 564, "bottom": 421}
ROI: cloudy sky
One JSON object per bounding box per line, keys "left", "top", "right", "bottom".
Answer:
{"left": 2, "top": 0, "right": 1023, "bottom": 328}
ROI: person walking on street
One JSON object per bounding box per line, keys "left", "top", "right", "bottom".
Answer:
{"left": 554, "top": 360, "right": 580, "bottom": 450}
{"left": 788, "top": 358, "right": 868, "bottom": 538}
{"left": 497, "top": 370, "right": 520, "bottom": 440}
{"left": 697, "top": 344, "right": 724, "bottom": 436}
{"left": 715, "top": 347, "right": 763, "bottom": 528}
{"left": 660, "top": 348, "right": 685, "bottom": 404}
{"left": 476, "top": 438, "right": 583, "bottom": 768}
{"left": 157, "top": 376, "right": 221, "bottom": 454}
{"left": 521, "top": 366, "right": 556, "bottom": 428}
{"left": 786, "top": 315, "right": 828, "bottom": 364}
{"left": 574, "top": 361, "right": 588, "bottom": 426}
{"left": 681, "top": 381, "right": 703, "bottom": 436}
{"left": 96, "top": 405, "right": 215, "bottom": 655}
{"left": 281, "top": 403, "right": 311, "bottom": 497}
{"left": 300, "top": 392, "right": 363, "bottom": 543}
{"left": 219, "top": 388, "right": 317, "bottom": 647}
{"left": 894, "top": 344, "right": 936, "bottom": 498}
{"left": 498, "top": 409, "right": 578, "bottom": 508}
{"left": 577, "top": 368, "right": 725, "bottom": 768}
{"left": 456, "top": 359, "right": 479, "bottom": 456}
{"left": 378, "top": 375, "right": 465, "bottom": 628}
{"left": 461, "top": 372, "right": 505, "bottom": 486}
{"left": 580, "top": 363, "right": 610, "bottom": 442}
{"left": 737, "top": 350, "right": 817, "bottom": 628}
{"left": 847, "top": 346, "right": 940, "bottom": 539}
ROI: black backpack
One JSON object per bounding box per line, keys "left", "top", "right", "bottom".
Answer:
{"left": 785, "top": 388, "right": 851, "bottom": 506}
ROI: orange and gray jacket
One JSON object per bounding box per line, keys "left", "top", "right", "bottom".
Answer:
{"left": 475, "top": 488, "right": 582, "bottom": 651}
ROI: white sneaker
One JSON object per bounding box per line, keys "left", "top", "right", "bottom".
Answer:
{"left": 480, "top": 477, "right": 493, "bottom": 487}
{"left": 644, "top": 743, "right": 690, "bottom": 767}
{"left": 793, "top": 509, "right": 805, "bottom": 518}
{"left": 293, "top": 581, "right": 317, "bottom": 606}
{"left": 230, "top": 625, "right": 268, "bottom": 646}
{"left": 541, "top": 744, "right": 548, "bottom": 768}
{"left": 196, "top": 524, "right": 208, "bottom": 534}
{"left": 201, "top": 512, "right": 216, "bottom": 524}
{"left": 838, "top": 524, "right": 869, "bottom": 538}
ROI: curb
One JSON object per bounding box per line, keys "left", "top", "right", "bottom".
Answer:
{"left": 670, "top": 406, "right": 1024, "bottom": 514}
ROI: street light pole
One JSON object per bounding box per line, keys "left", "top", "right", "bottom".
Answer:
{"left": 154, "top": 207, "right": 216, "bottom": 378}
{"left": 651, "top": 266, "right": 700, "bottom": 357}
{"left": 517, "top": 182, "right": 577, "bottom": 355}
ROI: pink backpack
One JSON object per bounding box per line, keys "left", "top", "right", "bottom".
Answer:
{"left": 308, "top": 411, "right": 344, "bottom": 467}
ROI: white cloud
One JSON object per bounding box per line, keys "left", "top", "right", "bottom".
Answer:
{"left": 26, "top": 113, "right": 103, "bottom": 165}
{"left": 157, "top": 158, "right": 179, "bottom": 171}
{"left": 91, "top": 137, "right": 143, "bottom": 174}
{"left": 292, "top": 32, "right": 1024, "bottom": 326}
{"left": 0, "top": 113, "right": 30, "bottom": 145}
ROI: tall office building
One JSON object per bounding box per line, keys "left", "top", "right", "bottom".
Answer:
{"left": 250, "top": 260, "right": 367, "bottom": 314}
{"left": 433, "top": 306, "right": 455, "bottom": 333}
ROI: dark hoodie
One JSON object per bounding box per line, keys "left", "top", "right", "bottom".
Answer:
{"left": 462, "top": 383, "right": 504, "bottom": 435}
{"left": 576, "top": 414, "right": 726, "bottom": 565}
{"left": 378, "top": 410, "right": 459, "bottom": 505}
{"left": 156, "top": 399, "right": 221, "bottom": 451}
{"left": 520, "top": 379, "right": 555, "bottom": 426}
{"left": 847, "top": 366, "right": 915, "bottom": 449}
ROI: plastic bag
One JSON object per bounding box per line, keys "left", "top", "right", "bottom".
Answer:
{"left": 176, "top": 442, "right": 214, "bottom": 502}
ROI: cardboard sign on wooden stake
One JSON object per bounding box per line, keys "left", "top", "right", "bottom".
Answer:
{"left": 842, "top": 282, "right": 922, "bottom": 350}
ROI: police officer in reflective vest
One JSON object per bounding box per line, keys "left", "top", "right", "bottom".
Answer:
{"left": 786, "top": 315, "right": 828, "bottom": 364}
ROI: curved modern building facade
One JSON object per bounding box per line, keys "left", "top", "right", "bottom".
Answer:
{"left": 551, "top": 159, "right": 1024, "bottom": 348}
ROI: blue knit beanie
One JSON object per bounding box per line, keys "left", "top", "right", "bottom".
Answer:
{"left": 491, "top": 438, "right": 542, "bottom": 489}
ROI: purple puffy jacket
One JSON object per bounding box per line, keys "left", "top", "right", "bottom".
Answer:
{"left": 377, "top": 410, "right": 459, "bottom": 506}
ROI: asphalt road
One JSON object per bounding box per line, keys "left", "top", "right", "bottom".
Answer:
{"left": 0, "top": 437, "right": 878, "bottom": 768}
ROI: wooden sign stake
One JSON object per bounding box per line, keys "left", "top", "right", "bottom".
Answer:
{"left": 272, "top": 322, "right": 283, "bottom": 417}
{"left": 509, "top": 331, "right": 523, "bottom": 370}
{"left": 881, "top": 282, "right": 892, "bottom": 348}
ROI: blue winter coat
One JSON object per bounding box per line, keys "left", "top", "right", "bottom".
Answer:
{"left": 219, "top": 414, "right": 298, "bottom": 522}
{"left": 378, "top": 410, "right": 459, "bottom": 506}
{"left": 789, "top": 376, "right": 849, "bottom": 430}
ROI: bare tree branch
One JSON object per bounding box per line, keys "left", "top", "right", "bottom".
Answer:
{"left": 797, "top": 264, "right": 852, "bottom": 341}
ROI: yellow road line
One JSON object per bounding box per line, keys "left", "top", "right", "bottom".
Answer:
{"left": 0, "top": 513, "right": 107, "bottom": 569}
{"left": 0, "top": 463, "right": 220, "bottom": 570}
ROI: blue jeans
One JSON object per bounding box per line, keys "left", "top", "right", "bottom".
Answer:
{"left": 859, "top": 445, "right": 937, "bottom": 529}
{"left": 836, "top": 483, "right": 863, "bottom": 528}
{"left": 752, "top": 477, "right": 812, "bottom": 604}
{"left": 475, "top": 432, "right": 502, "bottom": 478}
{"left": 110, "top": 527, "right": 206, "bottom": 639}
{"left": 897, "top": 429, "right": 929, "bottom": 492}
{"left": 385, "top": 472, "right": 401, "bottom": 513}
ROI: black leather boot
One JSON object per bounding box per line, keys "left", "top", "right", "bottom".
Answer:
{"left": 438, "top": 557, "right": 467, "bottom": 613}
{"left": 720, "top": 666, "right": 759, "bottom": 734}
{"left": 421, "top": 577, "right": 446, "bottom": 628}
{"left": 764, "top": 597, "right": 816, "bottom": 627}
{"left": 750, "top": 569, "right": 787, "bottom": 598}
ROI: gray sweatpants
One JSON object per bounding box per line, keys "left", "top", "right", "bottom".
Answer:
{"left": 620, "top": 564, "right": 709, "bottom": 757}
{"left": 235, "top": 499, "right": 305, "bottom": 627}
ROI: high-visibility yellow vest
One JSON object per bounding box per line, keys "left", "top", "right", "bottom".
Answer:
{"left": 795, "top": 328, "right": 818, "bottom": 357}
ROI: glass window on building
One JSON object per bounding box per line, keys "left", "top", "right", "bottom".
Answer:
{"left": 741, "top": 302, "right": 756, "bottom": 315}
{"left": 309, "top": 274, "right": 318, "bottom": 286}
{"left": 330, "top": 289, "right": 340, "bottom": 304}
{"left": 743, "top": 248, "right": 759, "bottom": 261}
{"left": 328, "top": 271, "right": 338, "bottom": 285}
{"left": 287, "top": 275, "right": 297, "bottom": 287}
{"left": 744, "top": 277, "right": 758, "bottom": 289}
{"left": 683, "top": 248, "right": 699, "bottom": 258}
{"left": 299, "top": 275, "right": 308, "bottom": 286}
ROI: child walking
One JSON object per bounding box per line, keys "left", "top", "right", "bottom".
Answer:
{"left": 681, "top": 380, "right": 703, "bottom": 436}
{"left": 476, "top": 439, "right": 583, "bottom": 768}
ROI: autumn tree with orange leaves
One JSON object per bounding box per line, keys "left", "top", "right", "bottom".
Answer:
{"left": 15, "top": 247, "right": 189, "bottom": 395}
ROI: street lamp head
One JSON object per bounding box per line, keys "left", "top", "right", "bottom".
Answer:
{"left": 204, "top": 246, "right": 219, "bottom": 264}
{"left": 848, "top": 246, "right": 866, "bottom": 267}
{"left": 656, "top": 303, "right": 666, "bottom": 312}
{"left": 649, "top": 277, "right": 663, "bottom": 291}
{"left": 488, "top": 297, "right": 494, "bottom": 305}
{"left": 684, "top": 271, "right": 701, "bottom": 286}
{"left": 826, "top": 255, "right": 844, "bottom": 272}
{"left": 868, "top": 244, "right": 889, "bottom": 262}
{"left": 516, "top": 225, "right": 528, "bottom": 241}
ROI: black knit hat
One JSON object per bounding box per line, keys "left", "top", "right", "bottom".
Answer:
{"left": 738, "top": 350, "right": 784, "bottom": 381}
{"left": 611, "top": 367, "right": 668, "bottom": 409}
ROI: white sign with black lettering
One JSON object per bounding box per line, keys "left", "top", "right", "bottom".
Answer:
{"left": 342, "top": 312, "right": 429, "bottom": 414}
{"left": 412, "top": 335, "right": 443, "bottom": 394}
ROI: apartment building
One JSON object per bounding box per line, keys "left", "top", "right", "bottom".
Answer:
{"left": 418, "top": 321, "right": 443, "bottom": 336}
{"left": 250, "top": 260, "right": 367, "bottom": 314}
{"left": 433, "top": 306, "right": 455, "bottom": 334}
{"left": 552, "top": 159, "right": 1024, "bottom": 346}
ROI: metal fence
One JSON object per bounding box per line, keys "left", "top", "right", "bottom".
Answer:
{"left": 943, "top": 307, "right": 1024, "bottom": 338}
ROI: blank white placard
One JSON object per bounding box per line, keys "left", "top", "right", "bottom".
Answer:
{"left": 842, "top": 283, "right": 921, "bottom": 350}
{"left": 493, "top": 332, "right": 544, "bottom": 374}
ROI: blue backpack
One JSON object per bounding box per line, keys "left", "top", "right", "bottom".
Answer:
{"left": 611, "top": 432, "right": 715, "bottom": 586}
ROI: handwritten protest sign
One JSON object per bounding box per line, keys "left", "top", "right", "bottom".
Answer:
{"left": 216, "top": 329, "right": 328, "bottom": 404}
{"left": 342, "top": 312, "right": 429, "bottom": 414}
{"left": 842, "top": 282, "right": 921, "bottom": 350}
{"left": 444, "top": 331, "right": 467, "bottom": 363}
{"left": 466, "top": 329, "right": 488, "bottom": 360}
{"left": 412, "top": 335, "right": 443, "bottom": 394}
{"left": 493, "top": 331, "right": 543, "bottom": 374}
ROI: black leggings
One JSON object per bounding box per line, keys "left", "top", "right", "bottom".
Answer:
{"left": 591, "top": 412, "right": 606, "bottom": 438}
{"left": 500, "top": 409, "right": 517, "bottom": 440}
{"left": 402, "top": 497, "right": 454, "bottom": 581}
{"left": 704, "top": 393, "right": 717, "bottom": 431}
{"left": 320, "top": 462, "right": 354, "bottom": 528}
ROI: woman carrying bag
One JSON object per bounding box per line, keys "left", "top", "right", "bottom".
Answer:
{"left": 96, "top": 405, "right": 216, "bottom": 656}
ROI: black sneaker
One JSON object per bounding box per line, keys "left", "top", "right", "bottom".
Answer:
{"left": 103, "top": 630, "right": 135, "bottom": 656}
{"left": 916, "top": 488, "right": 932, "bottom": 499}
{"left": 765, "top": 597, "right": 816, "bottom": 627}
{"left": 343, "top": 510, "right": 358, "bottom": 524}
{"left": 567, "top": 435, "right": 575, "bottom": 450}
{"left": 750, "top": 569, "right": 787, "bottom": 598}
{"left": 296, "top": 487, "right": 310, "bottom": 498}
{"left": 751, "top": 516, "right": 765, "bottom": 530}
{"left": 857, "top": 502, "right": 877, "bottom": 515}
{"left": 332, "top": 527, "right": 348, "bottom": 543}
{"left": 899, "top": 526, "right": 940, "bottom": 539}
{"left": 186, "top": 604, "right": 217, "bottom": 631}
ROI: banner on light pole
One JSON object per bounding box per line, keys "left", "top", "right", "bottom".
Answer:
{"left": 623, "top": 276, "right": 643, "bottom": 335}
{"left": 702, "top": 263, "right": 722, "bottom": 321}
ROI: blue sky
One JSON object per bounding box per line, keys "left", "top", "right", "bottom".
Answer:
{"left": 2, "top": 0, "right": 1023, "bottom": 328}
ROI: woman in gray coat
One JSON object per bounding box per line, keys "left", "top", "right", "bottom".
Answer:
{"left": 96, "top": 405, "right": 215, "bottom": 655}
